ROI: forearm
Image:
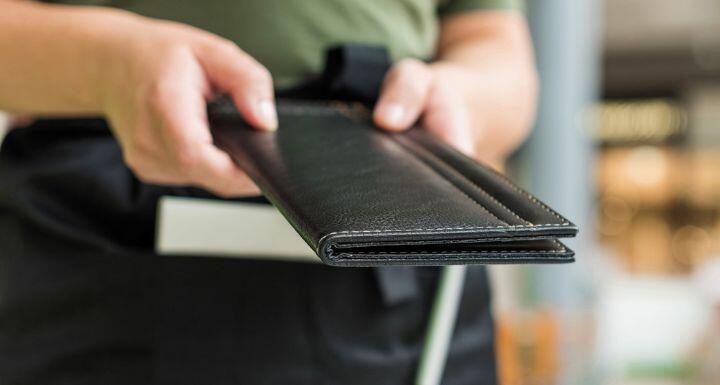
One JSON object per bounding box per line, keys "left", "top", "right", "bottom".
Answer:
{"left": 435, "top": 11, "right": 538, "bottom": 160}
{"left": 0, "top": 1, "right": 139, "bottom": 115}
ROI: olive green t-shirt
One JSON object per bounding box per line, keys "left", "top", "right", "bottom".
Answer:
{"left": 46, "top": 0, "right": 520, "bottom": 87}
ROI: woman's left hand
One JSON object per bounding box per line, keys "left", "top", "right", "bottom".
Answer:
{"left": 373, "top": 11, "right": 538, "bottom": 167}
{"left": 373, "top": 59, "right": 478, "bottom": 157}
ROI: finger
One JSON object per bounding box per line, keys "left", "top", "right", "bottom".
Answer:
{"left": 422, "top": 83, "right": 476, "bottom": 156}
{"left": 190, "top": 145, "right": 262, "bottom": 197}
{"left": 195, "top": 39, "right": 277, "bottom": 131}
{"left": 152, "top": 71, "right": 261, "bottom": 197}
{"left": 373, "top": 58, "right": 433, "bottom": 132}
{"left": 167, "top": 107, "right": 261, "bottom": 197}
{"left": 123, "top": 150, "right": 191, "bottom": 185}
{"left": 169, "top": 128, "right": 261, "bottom": 197}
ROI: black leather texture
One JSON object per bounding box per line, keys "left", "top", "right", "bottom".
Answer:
{"left": 210, "top": 99, "right": 578, "bottom": 267}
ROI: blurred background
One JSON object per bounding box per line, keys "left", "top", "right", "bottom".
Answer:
{"left": 0, "top": 1, "right": 718, "bottom": 384}
{"left": 493, "top": 0, "right": 720, "bottom": 385}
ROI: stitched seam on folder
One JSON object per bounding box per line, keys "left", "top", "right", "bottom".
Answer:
{"left": 415, "top": 133, "right": 571, "bottom": 225}
{"left": 550, "top": 239, "right": 567, "bottom": 251}
{"left": 329, "top": 224, "right": 569, "bottom": 232}
{"left": 473, "top": 158, "right": 569, "bottom": 225}
{"left": 407, "top": 131, "right": 571, "bottom": 225}
{"left": 342, "top": 239, "right": 568, "bottom": 255}
{"left": 394, "top": 135, "right": 530, "bottom": 226}
{"left": 318, "top": 226, "right": 571, "bottom": 253}
{"left": 387, "top": 135, "right": 511, "bottom": 227}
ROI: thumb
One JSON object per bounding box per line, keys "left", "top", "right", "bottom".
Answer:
{"left": 195, "top": 39, "right": 277, "bottom": 130}
{"left": 373, "top": 59, "right": 433, "bottom": 132}
{"left": 423, "top": 84, "right": 476, "bottom": 156}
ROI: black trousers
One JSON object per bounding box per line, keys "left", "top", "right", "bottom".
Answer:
{"left": 0, "top": 124, "right": 497, "bottom": 385}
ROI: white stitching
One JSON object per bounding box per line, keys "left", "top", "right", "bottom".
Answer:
{"left": 394, "top": 135, "right": 530, "bottom": 226}
{"left": 327, "top": 224, "right": 569, "bottom": 234}
{"left": 407, "top": 131, "right": 571, "bottom": 225}
{"left": 319, "top": 223, "right": 570, "bottom": 241}
{"left": 463, "top": 179, "right": 528, "bottom": 224}
{"left": 382, "top": 141, "right": 509, "bottom": 226}
{"left": 333, "top": 237, "right": 569, "bottom": 255}
{"left": 316, "top": 225, "right": 573, "bottom": 252}
{"left": 479, "top": 162, "right": 568, "bottom": 224}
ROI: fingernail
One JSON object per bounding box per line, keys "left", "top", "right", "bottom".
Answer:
{"left": 384, "top": 104, "right": 405, "bottom": 127}
{"left": 257, "top": 99, "right": 278, "bottom": 131}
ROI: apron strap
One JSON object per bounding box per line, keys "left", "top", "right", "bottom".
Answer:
{"left": 279, "top": 44, "right": 392, "bottom": 106}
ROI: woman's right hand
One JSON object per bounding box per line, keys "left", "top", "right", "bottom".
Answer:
{"left": 99, "top": 16, "right": 275, "bottom": 197}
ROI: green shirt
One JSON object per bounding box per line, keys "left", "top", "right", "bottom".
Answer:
{"left": 46, "top": 0, "right": 520, "bottom": 87}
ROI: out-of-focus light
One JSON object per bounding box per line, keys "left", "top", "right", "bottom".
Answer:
{"left": 602, "top": 195, "right": 634, "bottom": 222}
{"left": 598, "top": 195, "right": 634, "bottom": 237}
{"left": 593, "top": 100, "right": 687, "bottom": 144}
{"left": 672, "top": 225, "right": 713, "bottom": 266}
{"left": 623, "top": 146, "right": 668, "bottom": 187}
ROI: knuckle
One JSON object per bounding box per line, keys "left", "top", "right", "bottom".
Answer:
{"left": 385, "top": 63, "right": 428, "bottom": 95}
{"left": 246, "top": 65, "right": 272, "bottom": 85}
{"left": 146, "top": 79, "right": 180, "bottom": 110}
{"left": 397, "top": 58, "right": 426, "bottom": 72}
{"left": 218, "top": 39, "right": 243, "bottom": 55}
{"left": 174, "top": 149, "right": 200, "bottom": 175}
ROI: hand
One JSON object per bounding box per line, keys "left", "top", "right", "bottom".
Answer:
{"left": 100, "top": 17, "right": 275, "bottom": 197}
{"left": 373, "top": 59, "right": 479, "bottom": 158}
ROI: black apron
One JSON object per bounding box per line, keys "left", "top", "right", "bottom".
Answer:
{"left": 0, "top": 46, "right": 497, "bottom": 385}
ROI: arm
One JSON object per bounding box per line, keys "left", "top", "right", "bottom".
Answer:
{"left": 0, "top": 0, "right": 276, "bottom": 196}
{"left": 373, "top": 10, "right": 538, "bottom": 165}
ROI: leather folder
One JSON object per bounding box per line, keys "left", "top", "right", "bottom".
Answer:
{"left": 210, "top": 99, "right": 578, "bottom": 266}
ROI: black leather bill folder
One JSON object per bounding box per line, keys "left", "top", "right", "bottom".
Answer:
{"left": 210, "top": 99, "right": 578, "bottom": 267}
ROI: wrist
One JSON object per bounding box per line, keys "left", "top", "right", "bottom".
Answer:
{"left": 80, "top": 9, "right": 150, "bottom": 114}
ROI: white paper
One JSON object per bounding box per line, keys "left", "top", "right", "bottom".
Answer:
{"left": 156, "top": 196, "right": 318, "bottom": 263}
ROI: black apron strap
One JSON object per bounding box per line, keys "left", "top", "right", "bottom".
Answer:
{"left": 278, "top": 44, "right": 392, "bottom": 106}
